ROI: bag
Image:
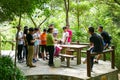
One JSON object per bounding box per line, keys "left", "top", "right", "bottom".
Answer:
{"left": 54, "top": 57, "right": 61, "bottom": 67}
{"left": 54, "top": 45, "right": 62, "bottom": 57}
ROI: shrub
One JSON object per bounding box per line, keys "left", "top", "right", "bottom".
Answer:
{"left": 0, "top": 56, "right": 26, "bottom": 80}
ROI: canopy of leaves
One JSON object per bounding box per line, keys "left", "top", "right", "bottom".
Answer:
{"left": 0, "top": 0, "right": 49, "bottom": 22}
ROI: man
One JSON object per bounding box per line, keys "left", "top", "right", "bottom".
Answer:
{"left": 88, "top": 27, "right": 104, "bottom": 71}
{"left": 61, "top": 26, "right": 69, "bottom": 44}
{"left": 95, "top": 26, "right": 112, "bottom": 63}
{"left": 16, "top": 26, "right": 24, "bottom": 63}
{"left": 40, "top": 28, "right": 47, "bottom": 60}
{"left": 98, "top": 26, "right": 111, "bottom": 49}
{"left": 66, "top": 25, "right": 72, "bottom": 44}
{"left": 26, "top": 27, "right": 36, "bottom": 67}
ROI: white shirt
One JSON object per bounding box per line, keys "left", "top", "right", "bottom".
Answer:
{"left": 17, "top": 31, "right": 24, "bottom": 45}
{"left": 61, "top": 31, "right": 69, "bottom": 44}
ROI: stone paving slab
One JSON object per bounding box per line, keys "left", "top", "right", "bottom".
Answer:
{"left": 17, "top": 57, "right": 118, "bottom": 79}
{"left": 1, "top": 50, "right": 119, "bottom": 80}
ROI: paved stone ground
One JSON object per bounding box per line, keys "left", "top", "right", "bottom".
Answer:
{"left": 1, "top": 50, "right": 120, "bottom": 80}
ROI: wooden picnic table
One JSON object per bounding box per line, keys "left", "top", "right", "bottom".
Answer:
{"left": 60, "top": 44, "right": 88, "bottom": 65}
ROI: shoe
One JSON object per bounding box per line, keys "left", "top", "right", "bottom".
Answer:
{"left": 33, "top": 59, "right": 37, "bottom": 63}
{"left": 94, "top": 61, "right": 98, "bottom": 64}
{"left": 29, "top": 65, "right": 36, "bottom": 68}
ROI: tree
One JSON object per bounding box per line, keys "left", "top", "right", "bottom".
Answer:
{"left": 64, "top": 0, "right": 70, "bottom": 26}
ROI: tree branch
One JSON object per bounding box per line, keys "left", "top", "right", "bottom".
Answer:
{"left": 38, "top": 17, "right": 48, "bottom": 28}
{"left": 30, "top": 16, "right": 37, "bottom": 28}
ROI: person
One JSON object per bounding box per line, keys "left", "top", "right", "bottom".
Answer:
{"left": 16, "top": 26, "right": 24, "bottom": 63}
{"left": 98, "top": 26, "right": 111, "bottom": 49}
{"left": 88, "top": 27, "right": 104, "bottom": 71}
{"left": 61, "top": 26, "right": 69, "bottom": 44}
{"left": 23, "top": 26, "right": 28, "bottom": 62}
{"left": 46, "top": 28, "right": 55, "bottom": 66}
{"left": 66, "top": 25, "right": 72, "bottom": 44}
{"left": 94, "top": 26, "right": 112, "bottom": 63}
{"left": 26, "top": 27, "right": 36, "bottom": 67}
{"left": 33, "top": 28, "right": 40, "bottom": 62}
{"left": 40, "top": 28, "right": 48, "bottom": 60}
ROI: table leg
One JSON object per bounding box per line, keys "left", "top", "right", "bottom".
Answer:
{"left": 77, "top": 48, "right": 81, "bottom": 64}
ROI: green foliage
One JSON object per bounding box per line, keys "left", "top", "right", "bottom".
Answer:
{"left": 0, "top": 56, "right": 26, "bottom": 80}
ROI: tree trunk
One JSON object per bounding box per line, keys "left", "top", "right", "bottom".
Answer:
{"left": 0, "top": 32, "right": 1, "bottom": 56}
{"left": 64, "top": 0, "right": 70, "bottom": 26}
{"left": 76, "top": 0, "right": 80, "bottom": 29}
{"left": 30, "top": 16, "right": 37, "bottom": 28}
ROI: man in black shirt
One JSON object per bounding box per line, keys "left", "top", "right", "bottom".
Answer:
{"left": 98, "top": 26, "right": 111, "bottom": 49}
{"left": 94, "top": 26, "right": 111, "bottom": 63}
{"left": 88, "top": 27, "right": 104, "bottom": 70}
{"left": 26, "top": 28, "right": 36, "bottom": 67}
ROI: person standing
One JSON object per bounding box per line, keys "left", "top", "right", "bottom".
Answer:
{"left": 26, "top": 27, "right": 36, "bottom": 67}
{"left": 46, "top": 28, "right": 55, "bottom": 66}
{"left": 16, "top": 26, "right": 24, "bottom": 63}
{"left": 66, "top": 25, "right": 72, "bottom": 44}
{"left": 61, "top": 26, "right": 69, "bottom": 44}
{"left": 23, "top": 26, "right": 28, "bottom": 62}
{"left": 88, "top": 27, "right": 104, "bottom": 71}
{"left": 40, "top": 28, "right": 47, "bottom": 60}
{"left": 33, "top": 28, "right": 40, "bottom": 62}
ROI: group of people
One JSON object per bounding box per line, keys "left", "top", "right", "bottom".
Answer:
{"left": 86, "top": 26, "right": 111, "bottom": 71}
{"left": 16, "top": 23, "right": 111, "bottom": 70}
{"left": 16, "top": 24, "right": 72, "bottom": 68}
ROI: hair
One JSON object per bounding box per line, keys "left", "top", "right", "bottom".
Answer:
{"left": 49, "top": 24, "right": 54, "bottom": 27}
{"left": 47, "top": 28, "right": 53, "bottom": 33}
{"left": 34, "top": 27, "right": 39, "bottom": 31}
{"left": 29, "top": 27, "right": 34, "bottom": 32}
{"left": 88, "top": 27, "right": 94, "bottom": 33}
{"left": 63, "top": 26, "right": 67, "bottom": 30}
{"left": 99, "top": 25, "right": 103, "bottom": 29}
{"left": 43, "top": 28, "right": 47, "bottom": 32}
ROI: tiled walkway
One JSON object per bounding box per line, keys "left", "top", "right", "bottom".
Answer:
{"left": 1, "top": 50, "right": 119, "bottom": 80}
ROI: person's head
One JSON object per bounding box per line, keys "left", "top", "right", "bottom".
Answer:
{"left": 24, "top": 26, "right": 28, "bottom": 34}
{"left": 66, "top": 25, "right": 70, "bottom": 29}
{"left": 98, "top": 25, "right": 103, "bottom": 32}
{"left": 29, "top": 27, "right": 34, "bottom": 34}
{"left": 34, "top": 27, "right": 39, "bottom": 33}
{"left": 48, "top": 24, "right": 54, "bottom": 29}
{"left": 88, "top": 27, "right": 94, "bottom": 34}
{"left": 63, "top": 26, "right": 67, "bottom": 32}
{"left": 17, "top": 25, "right": 21, "bottom": 31}
{"left": 43, "top": 28, "right": 47, "bottom": 33}
{"left": 47, "top": 28, "right": 53, "bottom": 33}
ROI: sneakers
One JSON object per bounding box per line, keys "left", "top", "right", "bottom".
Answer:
{"left": 94, "top": 60, "right": 98, "bottom": 64}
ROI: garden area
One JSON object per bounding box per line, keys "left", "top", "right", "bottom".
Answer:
{"left": 0, "top": 0, "right": 120, "bottom": 80}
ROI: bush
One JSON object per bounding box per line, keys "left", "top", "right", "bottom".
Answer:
{"left": 0, "top": 56, "right": 26, "bottom": 80}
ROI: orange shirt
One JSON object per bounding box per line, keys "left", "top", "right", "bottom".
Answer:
{"left": 40, "top": 32, "right": 47, "bottom": 45}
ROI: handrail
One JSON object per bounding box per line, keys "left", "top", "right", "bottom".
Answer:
{"left": 86, "top": 46, "right": 115, "bottom": 77}
{"left": 0, "top": 40, "right": 15, "bottom": 50}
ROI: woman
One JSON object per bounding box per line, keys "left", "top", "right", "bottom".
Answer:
{"left": 46, "top": 28, "right": 55, "bottom": 66}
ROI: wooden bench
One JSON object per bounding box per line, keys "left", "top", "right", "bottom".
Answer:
{"left": 86, "top": 46, "right": 115, "bottom": 77}
{"left": 59, "top": 54, "right": 75, "bottom": 67}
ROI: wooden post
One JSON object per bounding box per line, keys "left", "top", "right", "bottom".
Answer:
{"left": 77, "top": 41, "right": 80, "bottom": 45}
{"left": 111, "top": 46, "right": 115, "bottom": 69}
{"left": 87, "top": 50, "right": 91, "bottom": 77}
{"left": 103, "top": 53, "right": 106, "bottom": 61}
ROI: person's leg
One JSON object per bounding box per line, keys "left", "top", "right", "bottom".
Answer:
{"left": 29, "top": 46, "right": 36, "bottom": 67}
{"left": 95, "top": 54, "right": 102, "bottom": 63}
{"left": 90, "top": 56, "right": 95, "bottom": 71}
{"left": 41, "top": 45, "right": 45, "bottom": 60}
{"left": 48, "top": 46, "right": 54, "bottom": 66}
{"left": 19, "top": 45, "right": 23, "bottom": 61}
